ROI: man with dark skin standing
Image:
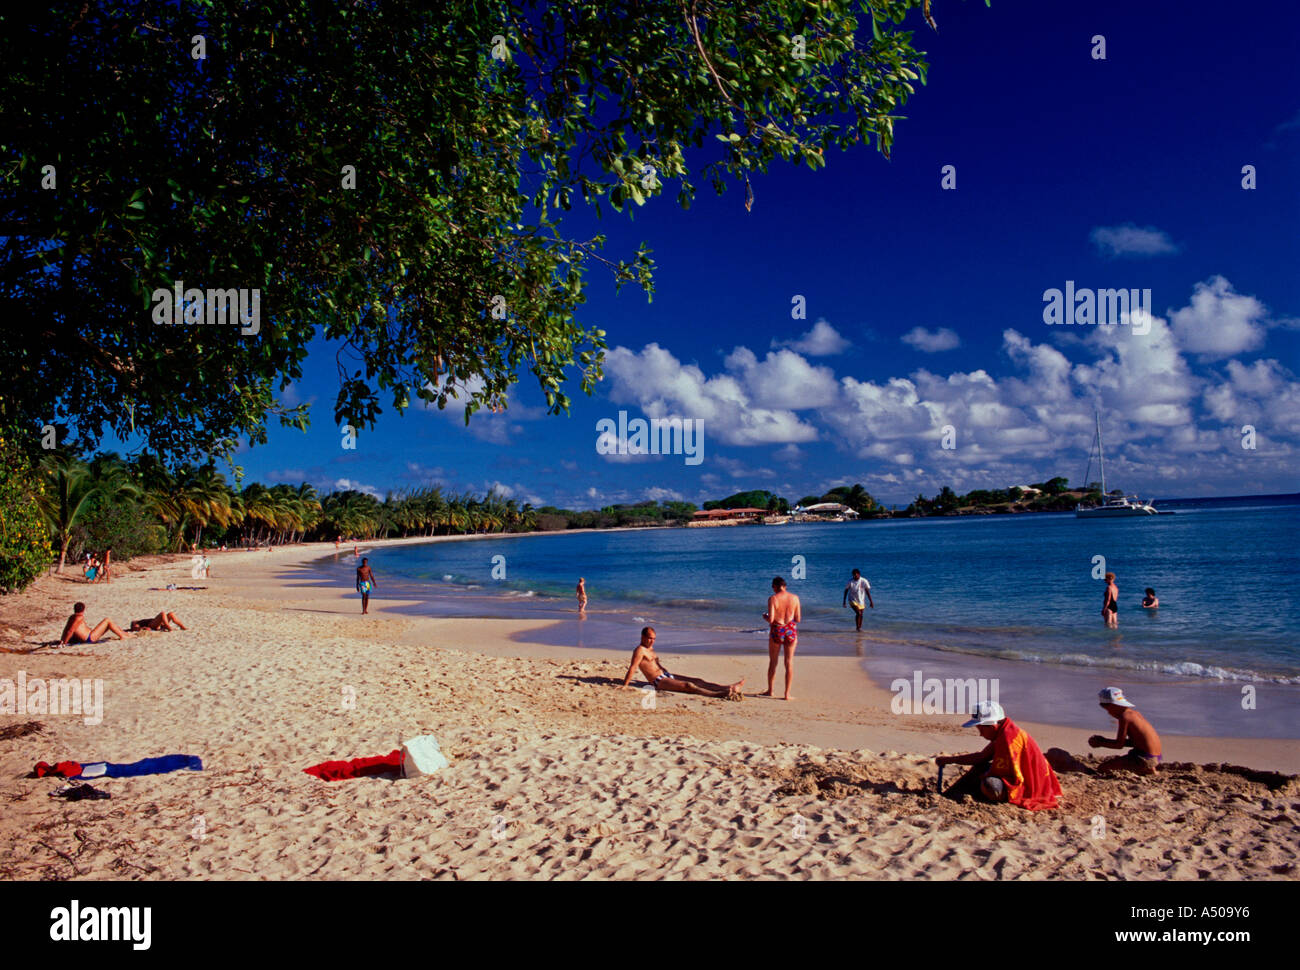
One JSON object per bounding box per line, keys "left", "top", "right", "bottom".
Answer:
{"left": 842, "top": 568, "right": 874, "bottom": 631}
{"left": 356, "top": 557, "right": 377, "bottom": 615}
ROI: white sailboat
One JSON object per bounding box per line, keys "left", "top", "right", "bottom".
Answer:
{"left": 1075, "top": 411, "right": 1157, "bottom": 518}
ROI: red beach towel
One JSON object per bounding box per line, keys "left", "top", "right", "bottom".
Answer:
{"left": 34, "top": 760, "right": 83, "bottom": 779}
{"left": 303, "top": 750, "right": 404, "bottom": 781}
{"left": 988, "top": 718, "right": 1062, "bottom": 811}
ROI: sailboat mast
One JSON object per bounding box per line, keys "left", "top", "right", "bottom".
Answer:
{"left": 1096, "top": 410, "right": 1105, "bottom": 495}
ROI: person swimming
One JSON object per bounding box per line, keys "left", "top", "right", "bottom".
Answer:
{"left": 1142, "top": 588, "right": 1159, "bottom": 608}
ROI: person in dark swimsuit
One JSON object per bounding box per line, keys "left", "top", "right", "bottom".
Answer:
{"left": 1102, "top": 572, "right": 1119, "bottom": 629}
{"left": 619, "top": 627, "right": 744, "bottom": 699}
{"left": 129, "top": 611, "right": 189, "bottom": 632}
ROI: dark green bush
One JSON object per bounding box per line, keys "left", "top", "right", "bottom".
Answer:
{"left": 0, "top": 432, "right": 52, "bottom": 593}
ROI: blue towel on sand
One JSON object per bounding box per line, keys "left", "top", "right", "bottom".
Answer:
{"left": 76, "top": 755, "right": 203, "bottom": 779}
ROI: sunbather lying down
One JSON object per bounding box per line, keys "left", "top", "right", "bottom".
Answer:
{"left": 129, "top": 611, "right": 188, "bottom": 632}
{"left": 619, "top": 627, "right": 744, "bottom": 700}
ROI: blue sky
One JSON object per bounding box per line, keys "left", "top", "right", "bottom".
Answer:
{"left": 221, "top": 0, "right": 1300, "bottom": 508}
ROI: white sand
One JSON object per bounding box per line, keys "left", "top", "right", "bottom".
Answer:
{"left": 1, "top": 540, "right": 1296, "bottom": 880}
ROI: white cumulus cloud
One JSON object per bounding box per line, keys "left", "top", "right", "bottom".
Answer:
{"left": 773, "top": 319, "right": 851, "bottom": 356}
{"left": 1089, "top": 224, "right": 1179, "bottom": 258}
{"left": 901, "top": 326, "right": 960, "bottom": 352}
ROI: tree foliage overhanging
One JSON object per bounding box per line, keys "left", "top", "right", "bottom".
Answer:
{"left": 1, "top": 0, "right": 960, "bottom": 464}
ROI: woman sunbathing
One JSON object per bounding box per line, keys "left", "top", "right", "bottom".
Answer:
{"left": 129, "top": 611, "right": 188, "bottom": 632}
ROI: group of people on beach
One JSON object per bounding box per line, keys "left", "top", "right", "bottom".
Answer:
{"left": 57, "top": 602, "right": 189, "bottom": 644}
{"left": 613, "top": 570, "right": 872, "bottom": 702}
{"left": 344, "top": 554, "right": 1163, "bottom": 813}
{"left": 935, "top": 687, "right": 1163, "bottom": 810}
{"left": 81, "top": 549, "right": 111, "bottom": 584}
{"left": 618, "top": 573, "right": 847, "bottom": 702}
{"left": 1101, "top": 572, "right": 1161, "bottom": 628}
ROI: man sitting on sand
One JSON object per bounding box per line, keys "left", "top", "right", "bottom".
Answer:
{"left": 935, "top": 700, "right": 1062, "bottom": 810}
{"left": 129, "top": 611, "right": 189, "bottom": 633}
{"left": 619, "top": 627, "right": 744, "bottom": 700}
{"left": 1089, "top": 687, "right": 1162, "bottom": 775}
{"left": 59, "top": 602, "right": 133, "bottom": 644}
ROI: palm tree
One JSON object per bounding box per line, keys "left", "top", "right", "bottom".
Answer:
{"left": 38, "top": 454, "right": 93, "bottom": 573}
{"left": 38, "top": 454, "right": 142, "bottom": 571}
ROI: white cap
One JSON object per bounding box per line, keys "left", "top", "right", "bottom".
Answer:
{"left": 1099, "top": 687, "right": 1135, "bottom": 708}
{"left": 962, "top": 700, "right": 1006, "bottom": 727}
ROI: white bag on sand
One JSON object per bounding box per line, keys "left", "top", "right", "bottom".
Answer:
{"left": 401, "top": 735, "right": 449, "bottom": 777}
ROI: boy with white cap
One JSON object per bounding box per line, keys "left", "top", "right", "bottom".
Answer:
{"left": 1090, "top": 687, "right": 1162, "bottom": 774}
{"left": 936, "top": 700, "right": 1062, "bottom": 810}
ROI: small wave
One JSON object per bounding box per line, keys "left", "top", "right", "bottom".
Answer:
{"left": 996, "top": 649, "right": 1300, "bottom": 684}
{"left": 442, "top": 574, "right": 453, "bottom": 582}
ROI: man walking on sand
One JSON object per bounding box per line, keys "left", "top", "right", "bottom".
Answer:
{"left": 356, "top": 557, "right": 377, "bottom": 615}
{"left": 843, "top": 568, "right": 874, "bottom": 631}
{"left": 762, "top": 576, "right": 801, "bottom": 700}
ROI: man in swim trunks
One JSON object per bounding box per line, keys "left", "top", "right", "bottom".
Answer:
{"left": 59, "top": 602, "right": 133, "bottom": 644}
{"left": 356, "top": 558, "right": 377, "bottom": 614}
{"left": 1102, "top": 571, "right": 1119, "bottom": 628}
{"left": 619, "top": 627, "right": 744, "bottom": 699}
{"left": 842, "top": 568, "right": 874, "bottom": 631}
{"left": 129, "top": 611, "right": 188, "bottom": 632}
{"left": 763, "top": 575, "right": 802, "bottom": 700}
{"left": 1089, "top": 687, "right": 1163, "bottom": 775}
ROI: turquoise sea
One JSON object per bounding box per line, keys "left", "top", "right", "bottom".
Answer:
{"left": 305, "top": 497, "right": 1300, "bottom": 737}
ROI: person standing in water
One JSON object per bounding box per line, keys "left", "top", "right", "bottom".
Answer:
{"left": 842, "top": 568, "right": 874, "bottom": 631}
{"left": 1102, "top": 572, "right": 1119, "bottom": 628}
{"left": 356, "top": 557, "right": 377, "bottom": 615}
{"left": 576, "top": 577, "right": 587, "bottom": 613}
{"left": 762, "top": 576, "right": 801, "bottom": 701}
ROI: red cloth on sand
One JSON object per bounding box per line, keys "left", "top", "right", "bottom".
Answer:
{"left": 303, "top": 750, "right": 404, "bottom": 781}
{"left": 34, "top": 761, "right": 83, "bottom": 778}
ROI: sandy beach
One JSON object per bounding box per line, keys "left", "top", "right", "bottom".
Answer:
{"left": 1, "top": 537, "right": 1297, "bottom": 881}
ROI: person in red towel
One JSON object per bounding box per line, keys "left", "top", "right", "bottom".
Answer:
{"left": 935, "top": 700, "right": 1062, "bottom": 810}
